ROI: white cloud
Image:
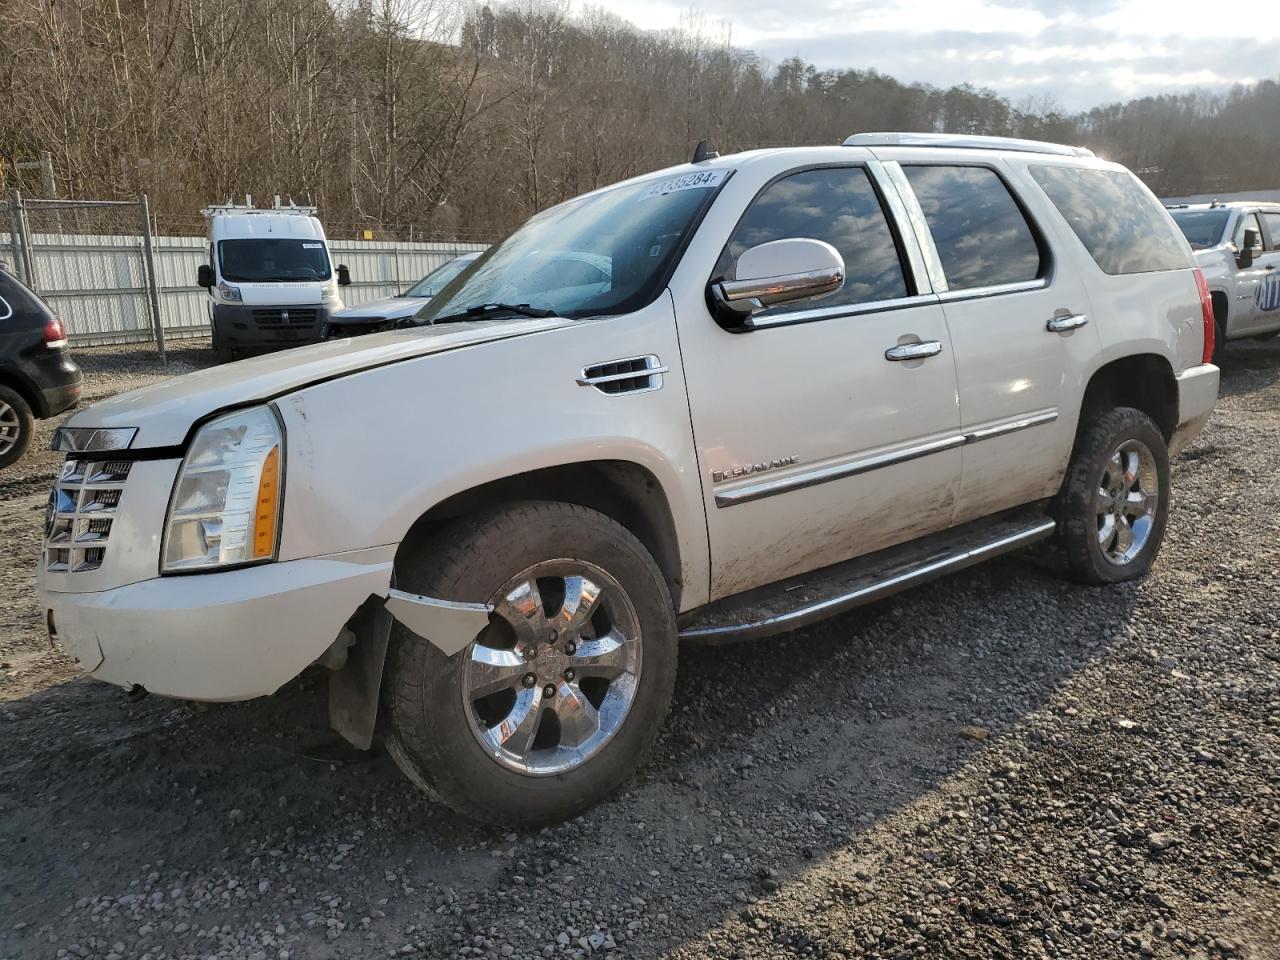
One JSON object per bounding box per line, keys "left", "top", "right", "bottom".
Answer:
{"left": 570, "top": 0, "right": 1280, "bottom": 108}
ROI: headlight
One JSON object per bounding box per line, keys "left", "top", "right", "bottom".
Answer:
{"left": 217, "top": 281, "right": 242, "bottom": 303}
{"left": 321, "top": 282, "right": 341, "bottom": 302}
{"left": 162, "top": 406, "right": 284, "bottom": 572}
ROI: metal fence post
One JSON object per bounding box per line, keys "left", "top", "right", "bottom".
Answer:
{"left": 4, "top": 192, "right": 24, "bottom": 283}
{"left": 13, "top": 191, "right": 37, "bottom": 289}
{"left": 138, "top": 193, "right": 166, "bottom": 363}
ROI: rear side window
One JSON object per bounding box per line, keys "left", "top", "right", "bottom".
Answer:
{"left": 1029, "top": 165, "right": 1192, "bottom": 275}
{"left": 901, "top": 165, "right": 1042, "bottom": 291}
{"left": 717, "top": 166, "right": 909, "bottom": 315}
{"left": 0, "top": 270, "right": 44, "bottom": 323}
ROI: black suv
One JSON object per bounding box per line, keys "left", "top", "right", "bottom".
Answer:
{"left": 0, "top": 264, "right": 83, "bottom": 467}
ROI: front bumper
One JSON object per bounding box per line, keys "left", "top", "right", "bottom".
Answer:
{"left": 1170, "top": 362, "right": 1220, "bottom": 456}
{"left": 42, "top": 546, "right": 394, "bottom": 701}
{"left": 212, "top": 302, "right": 337, "bottom": 349}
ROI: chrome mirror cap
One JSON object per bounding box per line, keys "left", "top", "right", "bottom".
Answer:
{"left": 711, "top": 238, "right": 845, "bottom": 322}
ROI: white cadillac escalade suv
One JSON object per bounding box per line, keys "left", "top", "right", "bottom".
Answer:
{"left": 39, "top": 134, "right": 1220, "bottom": 825}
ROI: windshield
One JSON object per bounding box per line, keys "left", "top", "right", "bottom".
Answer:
{"left": 218, "top": 239, "right": 332, "bottom": 282}
{"left": 1169, "top": 209, "right": 1231, "bottom": 249}
{"left": 418, "top": 169, "right": 731, "bottom": 322}
{"left": 402, "top": 257, "right": 474, "bottom": 298}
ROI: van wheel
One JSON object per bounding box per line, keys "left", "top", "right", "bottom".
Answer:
{"left": 384, "top": 501, "right": 677, "bottom": 826}
{"left": 1055, "top": 407, "right": 1170, "bottom": 585}
{"left": 0, "top": 387, "right": 34, "bottom": 469}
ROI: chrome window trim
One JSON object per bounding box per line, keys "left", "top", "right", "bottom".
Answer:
{"left": 714, "top": 409, "right": 1058, "bottom": 507}
{"left": 879, "top": 161, "right": 949, "bottom": 293}
{"left": 741, "top": 293, "right": 940, "bottom": 331}
{"left": 51, "top": 426, "right": 138, "bottom": 454}
{"left": 0, "top": 295, "right": 11, "bottom": 322}
{"left": 937, "top": 278, "right": 1048, "bottom": 303}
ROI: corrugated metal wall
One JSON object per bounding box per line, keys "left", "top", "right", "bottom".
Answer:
{"left": 0, "top": 231, "right": 487, "bottom": 346}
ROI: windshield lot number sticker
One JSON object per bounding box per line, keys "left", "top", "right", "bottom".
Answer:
{"left": 643, "top": 170, "right": 728, "bottom": 199}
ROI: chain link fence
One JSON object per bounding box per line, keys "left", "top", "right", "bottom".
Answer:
{"left": 4, "top": 192, "right": 167, "bottom": 359}
{"left": 2, "top": 192, "right": 492, "bottom": 361}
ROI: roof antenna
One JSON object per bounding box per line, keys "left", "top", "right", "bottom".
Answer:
{"left": 691, "top": 139, "right": 719, "bottom": 164}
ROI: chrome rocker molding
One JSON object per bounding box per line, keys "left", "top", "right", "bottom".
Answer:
{"left": 679, "top": 517, "right": 1057, "bottom": 644}
{"left": 715, "top": 409, "right": 1058, "bottom": 508}
{"left": 384, "top": 589, "right": 493, "bottom": 656}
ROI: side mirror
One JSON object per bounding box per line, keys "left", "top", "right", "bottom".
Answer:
{"left": 710, "top": 238, "right": 845, "bottom": 325}
{"left": 197, "top": 264, "right": 215, "bottom": 289}
{"left": 337, "top": 264, "right": 351, "bottom": 287}
{"left": 1237, "top": 228, "right": 1260, "bottom": 269}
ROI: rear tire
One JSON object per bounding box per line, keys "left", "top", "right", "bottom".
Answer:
{"left": 1055, "top": 407, "right": 1170, "bottom": 585}
{"left": 1212, "top": 315, "right": 1228, "bottom": 365}
{"left": 384, "top": 501, "right": 677, "bottom": 826}
{"left": 0, "top": 386, "right": 34, "bottom": 469}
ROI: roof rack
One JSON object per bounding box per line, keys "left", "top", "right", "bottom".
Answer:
{"left": 201, "top": 195, "right": 318, "bottom": 218}
{"left": 843, "top": 132, "right": 1095, "bottom": 158}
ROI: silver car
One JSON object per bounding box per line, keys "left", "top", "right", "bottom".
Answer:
{"left": 324, "top": 252, "right": 480, "bottom": 337}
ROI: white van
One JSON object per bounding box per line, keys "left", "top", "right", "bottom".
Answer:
{"left": 196, "top": 200, "right": 351, "bottom": 360}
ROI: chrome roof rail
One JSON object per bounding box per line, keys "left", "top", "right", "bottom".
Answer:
{"left": 843, "top": 132, "right": 1095, "bottom": 158}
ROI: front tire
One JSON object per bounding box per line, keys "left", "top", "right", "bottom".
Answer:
{"left": 384, "top": 501, "right": 677, "bottom": 826}
{"left": 0, "top": 386, "right": 35, "bottom": 469}
{"left": 1056, "top": 407, "right": 1170, "bottom": 584}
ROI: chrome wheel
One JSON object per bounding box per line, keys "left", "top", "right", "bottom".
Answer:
{"left": 1096, "top": 439, "right": 1159, "bottom": 565}
{"left": 0, "top": 401, "right": 19, "bottom": 456}
{"left": 462, "top": 560, "right": 642, "bottom": 777}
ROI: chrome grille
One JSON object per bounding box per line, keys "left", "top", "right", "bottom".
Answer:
{"left": 44, "top": 458, "right": 133, "bottom": 572}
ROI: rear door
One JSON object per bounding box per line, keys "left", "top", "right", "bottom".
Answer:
{"left": 883, "top": 158, "right": 1100, "bottom": 524}
{"left": 672, "top": 163, "right": 963, "bottom": 599}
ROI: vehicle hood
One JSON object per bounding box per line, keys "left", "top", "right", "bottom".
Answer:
{"left": 1191, "top": 246, "right": 1231, "bottom": 278}
{"left": 66, "top": 317, "right": 575, "bottom": 449}
{"left": 332, "top": 295, "right": 428, "bottom": 322}
{"left": 234, "top": 282, "right": 333, "bottom": 306}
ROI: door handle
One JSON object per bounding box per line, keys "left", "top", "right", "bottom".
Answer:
{"left": 1046, "top": 313, "right": 1089, "bottom": 333}
{"left": 884, "top": 340, "right": 943, "bottom": 361}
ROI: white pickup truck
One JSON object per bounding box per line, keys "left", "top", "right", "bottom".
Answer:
{"left": 39, "top": 134, "right": 1219, "bottom": 825}
{"left": 1167, "top": 200, "right": 1280, "bottom": 360}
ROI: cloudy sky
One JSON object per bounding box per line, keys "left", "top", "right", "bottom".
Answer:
{"left": 589, "top": 0, "right": 1280, "bottom": 110}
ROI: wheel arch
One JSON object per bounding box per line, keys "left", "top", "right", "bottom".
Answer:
{"left": 393, "top": 459, "right": 686, "bottom": 612}
{"left": 1210, "top": 289, "right": 1229, "bottom": 338}
{"left": 1077, "top": 353, "right": 1178, "bottom": 443}
{"left": 0, "top": 367, "right": 46, "bottom": 418}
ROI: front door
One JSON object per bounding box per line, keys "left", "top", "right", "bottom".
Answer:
{"left": 673, "top": 164, "right": 963, "bottom": 600}
{"left": 1252, "top": 211, "right": 1280, "bottom": 331}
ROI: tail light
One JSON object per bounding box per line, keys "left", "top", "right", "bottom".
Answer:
{"left": 44, "top": 316, "right": 67, "bottom": 349}
{"left": 1194, "top": 269, "right": 1214, "bottom": 364}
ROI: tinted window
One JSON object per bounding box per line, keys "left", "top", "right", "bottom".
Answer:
{"left": 1233, "top": 212, "right": 1263, "bottom": 252}
{"left": 902, "top": 165, "right": 1041, "bottom": 290}
{"left": 1265, "top": 213, "right": 1280, "bottom": 251}
{"left": 0, "top": 269, "right": 47, "bottom": 323}
{"left": 1029, "top": 165, "right": 1192, "bottom": 275}
{"left": 1169, "top": 209, "right": 1231, "bottom": 249}
{"left": 717, "top": 166, "right": 908, "bottom": 314}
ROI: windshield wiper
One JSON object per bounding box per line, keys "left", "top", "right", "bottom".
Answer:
{"left": 432, "top": 302, "right": 557, "bottom": 324}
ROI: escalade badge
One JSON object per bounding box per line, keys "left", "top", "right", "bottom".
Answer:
{"left": 712, "top": 456, "right": 799, "bottom": 483}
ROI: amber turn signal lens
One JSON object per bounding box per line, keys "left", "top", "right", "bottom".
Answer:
{"left": 252, "top": 445, "right": 281, "bottom": 560}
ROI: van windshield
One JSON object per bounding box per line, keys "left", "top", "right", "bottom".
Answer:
{"left": 418, "top": 169, "right": 731, "bottom": 323}
{"left": 218, "top": 239, "right": 332, "bottom": 282}
{"left": 1169, "top": 209, "right": 1231, "bottom": 249}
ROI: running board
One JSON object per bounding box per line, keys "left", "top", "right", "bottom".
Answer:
{"left": 678, "top": 508, "right": 1056, "bottom": 645}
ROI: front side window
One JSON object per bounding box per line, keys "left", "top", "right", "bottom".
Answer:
{"left": 1029, "top": 165, "right": 1191, "bottom": 275}
{"left": 218, "top": 239, "right": 332, "bottom": 283}
{"left": 1264, "top": 213, "right": 1280, "bottom": 251}
{"left": 1169, "top": 208, "right": 1231, "bottom": 249}
{"left": 902, "top": 165, "right": 1042, "bottom": 291}
{"left": 403, "top": 257, "right": 474, "bottom": 298}
{"left": 713, "top": 166, "right": 909, "bottom": 316}
{"left": 1233, "top": 212, "right": 1264, "bottom": 252}
{"left": 420, "top": 170, "right": 730, "bottom": 323}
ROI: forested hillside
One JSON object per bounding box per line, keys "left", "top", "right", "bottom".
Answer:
{"left": 2, "top": 0, "right": 1277, "bottom": 238}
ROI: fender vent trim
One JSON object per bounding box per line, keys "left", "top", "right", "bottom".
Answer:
{"left": 577, "top": 355, "right": 668, "bottom": 395}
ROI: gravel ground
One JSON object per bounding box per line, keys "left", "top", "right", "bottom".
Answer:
{"left": 2, "top": 339, "right": 1278, "bottom": 960}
